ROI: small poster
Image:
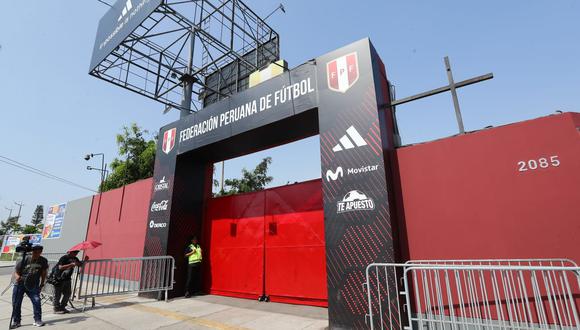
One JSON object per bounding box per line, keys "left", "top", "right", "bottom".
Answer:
{"left": 42, "top": 203, "right": 66, "bottom": 239}
{"left": 1, "top": 234, "right": 42, "bottom": 253}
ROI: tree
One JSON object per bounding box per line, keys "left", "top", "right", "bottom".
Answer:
{"left": 30, "top": 205, "right": 44, "bottom": 230}
{"left": 100, "top": 123, "right": 157, "bottom": 192}
{"left": 22, "top": 225, "right": 39, "bottom": 234}
{"left": 0, "top": 216, "right": 21, "bottom": 235}
{"left": 218, "top": 157, "right": 273, "bottom": 196}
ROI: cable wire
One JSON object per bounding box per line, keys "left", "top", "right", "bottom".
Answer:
{"left": 0, "top": 155, "right": 97, "bottom": 193}
{"left": 96, "top": 0, "right": 113, "bottom": 7}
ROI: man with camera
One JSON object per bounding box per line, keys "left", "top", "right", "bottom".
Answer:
{"left": 11, "top": 244, "right": 48, "bottom": 328}
{"left": 52, "top": 249, "right": 82, "bottom": 314}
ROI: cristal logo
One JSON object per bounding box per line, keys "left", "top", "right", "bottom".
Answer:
{"left": 151, "top": 200, "right": 168, "bottom": 212}
{"left": 154, "top": 176, "right": 169, "bottom": 192}
{"left": 149, "top": 220, "right": 167, "bottom": 229}
{"left": 337, "top": 190, "right": 375, "bottom": 213}
{"left": 332, "top": 126, "right": 367, "bottom": 152}
{"left": 118, "top": 0, "right": 133, "bottom": 22}
{"left": 325, "top": 165, "right": 379, "bottom": 181}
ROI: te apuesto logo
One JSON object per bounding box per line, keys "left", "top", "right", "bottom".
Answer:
{"left": 326, "top": 52, "right": 359, "bottom": 93}
{"left": 162, "top": 128, "right": 176, "bottom": 154}
{"left": 337, "top": 190, "right": 375, "bottom": 213}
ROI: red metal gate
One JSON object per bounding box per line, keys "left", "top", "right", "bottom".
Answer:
{"left": 203, "top": 179, "right": 327, "bottom": 306}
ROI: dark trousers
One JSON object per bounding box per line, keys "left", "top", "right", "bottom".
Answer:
{"left": 185, "top": 262, "right": 201, "bottom": 295}
{"left": 53, "top": 280, "right": 72, "bottom": 310}
{"left": 12, "top": 283, "right": 42, "bottom": 323}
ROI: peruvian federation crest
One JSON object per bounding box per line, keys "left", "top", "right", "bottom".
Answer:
{"left": 162, "top": 128, "right": 176, "bottom": 154}
{"left": 326, "top": 52, "right": 359, "bottom": 93}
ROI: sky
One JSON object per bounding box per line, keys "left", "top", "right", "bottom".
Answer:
{"left": 0, "top": 1, "right": 578, "bottom": 225}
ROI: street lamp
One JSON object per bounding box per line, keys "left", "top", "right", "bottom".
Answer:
{"left": 85, "top": 153, "right": 106, "bottom": 225}
{"left": 84, "top": 153, "right": 107, "bottom": 190}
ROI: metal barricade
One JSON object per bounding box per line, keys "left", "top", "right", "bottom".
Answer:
{"left": 404, "top": 265, "right": 580, "bottom": 329}
{"left": 406, "top": 259, "right": 579, "bottom": 267}
{"left": 77, "top": 256, "right": 174, "bottom": 309}
{"left": 365, "top": 261, "right": 580, "bottom": 329}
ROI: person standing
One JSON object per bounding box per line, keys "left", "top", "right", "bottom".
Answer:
{"left": 53, "top": 250, "right": 82, "bottom": 314}
{"left": 11, "top": 245, "right": 48, "bottom": 328}
{"left": 184, "top": 236, "right": 202, "bottom": 298}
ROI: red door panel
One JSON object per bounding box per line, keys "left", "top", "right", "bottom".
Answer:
{"left": 204, "top": 179, "right": 327, "bottom": 306}
{"left": 265, "top": 180, "right": 328, "bottom": 306}
{"left": 204, "top": 191, "right": 265, "bottom": 299}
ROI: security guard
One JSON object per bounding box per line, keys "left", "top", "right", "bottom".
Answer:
{"left": 184, "top": 236, "right": 202, "bottom": 297}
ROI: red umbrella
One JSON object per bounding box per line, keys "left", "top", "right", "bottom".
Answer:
{"left": 68, "top": 240, "right": 102, "bottom": 252}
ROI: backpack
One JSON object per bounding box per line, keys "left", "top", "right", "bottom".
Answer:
{"left": 47, "top": 265, "right": 62, "bottom": 285}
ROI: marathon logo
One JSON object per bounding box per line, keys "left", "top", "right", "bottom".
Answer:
{"left": 337, "top": 190, "right": 375, "bottom": 213}
{"left": 150, "top": 200, "right": 168, "bottom": 212}
{"left": 149, "top": 220, "right": 167, "bottom": 229}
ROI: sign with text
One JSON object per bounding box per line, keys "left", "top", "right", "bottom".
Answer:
{"left": 42, "top": 203, "right": 66, "bottom": 239}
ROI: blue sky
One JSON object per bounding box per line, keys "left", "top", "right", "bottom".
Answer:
{"left": 0, "top": 1, "right": 578, "bottom": 224}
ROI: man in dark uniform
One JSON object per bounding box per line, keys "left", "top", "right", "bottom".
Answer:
{"left": 12, "top": 245, "right": 48, "bottom": 328}
{"left": 184, "top": 236, "right": 202, "bottom": 297}
{"left": 53, "top": 249, "right": 82, "bottom": 313}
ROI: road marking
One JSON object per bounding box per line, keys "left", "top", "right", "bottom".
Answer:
{"left": 130, "top": 303, "right": 248, "bottom": 330}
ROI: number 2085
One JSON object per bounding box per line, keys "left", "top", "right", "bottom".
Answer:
{"left": 517, "top": 156, "right": 560, "bottom": 172}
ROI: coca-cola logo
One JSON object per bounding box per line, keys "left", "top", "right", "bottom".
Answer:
{"left": 150, "top": 200, "right": 168, "bottom": 212}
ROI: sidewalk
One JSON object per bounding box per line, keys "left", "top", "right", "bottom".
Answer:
{"left": 0, "top": 261, "right": 16, "bottom": 268}
{"left": 0, "top": 274, "right": 328, "bottom": 329}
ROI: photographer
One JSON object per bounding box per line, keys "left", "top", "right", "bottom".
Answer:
{"left": 52, "top": 249, "right": 82, "bottom": 314}
{"left": 12, "top": 245, "right": 48, "bottom": 328}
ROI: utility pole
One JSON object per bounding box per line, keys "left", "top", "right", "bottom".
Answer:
{"left": 4, "top": 206, "right": 13, "bottom": 219}
{"left": 14, "top": 201, "right": 24, "bottom": 223}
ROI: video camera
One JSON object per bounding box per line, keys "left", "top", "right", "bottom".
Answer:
{"left": 15, "top": 236, "right": 33, "bottom": 253}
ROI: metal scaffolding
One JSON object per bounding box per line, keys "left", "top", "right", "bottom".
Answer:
{"left": 90, "top": 0, "right": 280, "bottom": 115}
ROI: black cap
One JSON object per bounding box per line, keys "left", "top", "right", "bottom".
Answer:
{"left": 31, "top": 245, "right": 43, "bottom": 251}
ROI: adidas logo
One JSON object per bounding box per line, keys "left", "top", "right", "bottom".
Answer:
{"left": 118, "top": 0, "right": 133, "bottom": 22}
{"left": 332, "top": 126, "right": 367, "bottom": 152}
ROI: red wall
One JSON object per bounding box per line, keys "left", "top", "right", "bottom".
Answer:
{"left": 395, "top": 113, "right": 580, "bottom": 263}
{"left": 85, "top": 178, "right": 153, "bottom": 260}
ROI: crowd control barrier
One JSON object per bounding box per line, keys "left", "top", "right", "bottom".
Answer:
{"left": 77, "top": 256, "right": 175, "bottom": 310}
{"left": 365, "top": 259, "right": 580, "bottom": 329}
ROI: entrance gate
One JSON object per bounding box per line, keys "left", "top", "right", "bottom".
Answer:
{"left": 203, "top": 179, "right": 327, "bottom": 306}
{"left": 143, "top": 38, "right": 400, "bottom": 328}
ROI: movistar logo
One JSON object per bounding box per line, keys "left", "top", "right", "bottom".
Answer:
{"left": 326, "top": 167, "right": 344, "bottom": 181}
{"left": 118, "top": 0, "right": 133, "bottom": 22}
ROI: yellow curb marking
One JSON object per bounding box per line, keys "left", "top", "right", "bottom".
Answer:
{"left": 130, "top": 303, "right": 249, "bottom": 330}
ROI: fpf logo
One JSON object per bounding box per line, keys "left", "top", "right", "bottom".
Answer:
{"left": 162, "top": 128, "right": 176, "bottom": 154}
{"left": 327, "top": 52, "right": 359, "bottom": 93}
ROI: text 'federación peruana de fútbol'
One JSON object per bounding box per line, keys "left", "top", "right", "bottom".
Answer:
{"left": 179, "top": 77, "right": 315, "bottom": 143}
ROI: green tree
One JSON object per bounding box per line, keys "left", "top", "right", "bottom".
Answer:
{"left": 218, "top": 157, "right": 273, "bottom": 196}
{"left": 0, "top": 216, "right": 21, "bottom": 235}
{"left": 22, "top": 225, "right": 39, "bottom": 234}
{"left": 100, "top": 123, "right": 157, "bottom": 192}
{"left": 30, "top": 205, "right": 44, "bottom": 230}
